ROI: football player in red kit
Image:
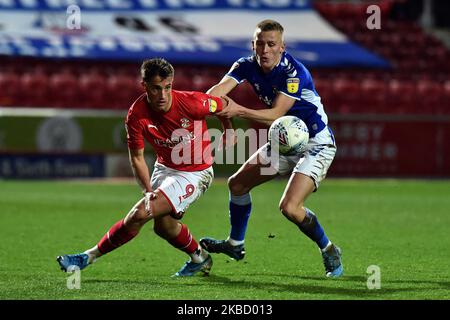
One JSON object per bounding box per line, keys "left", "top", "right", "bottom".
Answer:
{"left": 57, "top": 58, "right": 232, "bottom": 277}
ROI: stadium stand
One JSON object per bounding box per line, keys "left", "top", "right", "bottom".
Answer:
{"left": 0, "top": 0, "right": 449, "bottom": 115}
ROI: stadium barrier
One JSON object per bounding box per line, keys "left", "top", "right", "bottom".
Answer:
{"left": 330, "top": 114, "right": 450, "bottom": 177}
{"left": 0, "top": 108, "right": 449, "bottom": 178}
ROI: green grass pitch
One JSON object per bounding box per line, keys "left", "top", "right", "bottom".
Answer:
{"left": 0, "top": 178, "right": 449, "bottom": 300}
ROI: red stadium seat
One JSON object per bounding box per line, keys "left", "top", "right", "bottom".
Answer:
{"left": 439, "top": 81, "right": 450, "bottom": 114}
{"left": 191, "top": 74, "right": 218, "bottom": 92}
{"left": 331, "top": 78, "right": 361, "bottom": 113}
{"left": 394, "top": 59, "right": 421, "bottom": 74}
{"left": 0, "top": 72, "right": 21, "bottom": 106}
{"left": 78, "top": 71, "right": 107, "bottom": 109}
{"left": 387, "top": 79, "right": 417, "bottom": 114}
{"left": 314, "top": 78, "right": 335, "bottom": 112}
{"left": 315, "top": 2, "right": 340, "bottom": 20}
{"left": 48, "top": 71, "right": 80, "bottom": 108}
{"left": 107, "top": 74, "right": 141, "bottom": 109}
{"left": 359, "top": 78, "right": 388, "bottom": 112}
{"left": 20, "top": 69, "right": 49, "bottom": 107}
{"left": 332, "top": 19, "right": 354, "bottom": 34}
{"left": 173, "top": 74, "right": 192, "bottom": 91}
{"left": 404, "top": 32, "right": 426, "bottom": 48}
{"left": 416, "top": 80, "right": 443, "bottom": 114}
{"left": 352, "top": 32, "right": 373, "bottom": 46}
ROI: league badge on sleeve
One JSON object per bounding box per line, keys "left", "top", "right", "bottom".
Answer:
{"left": 208, "top": 98, "right": 218, "bottom": 113}
{"left": 287, "top": 78, "right": 300, "bottom": 94}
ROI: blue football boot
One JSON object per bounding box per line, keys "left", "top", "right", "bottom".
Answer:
{"left": 173, "top": 254, "right": 213, "bottom": 277}
{"left": 57, "top": 253, "right": 90, "bottom": 272}
{"left": 199, "top": 238, "right": 245, "bottom": 261}
{"left": 321, "top": 244, "right": 344, "bottom": 278}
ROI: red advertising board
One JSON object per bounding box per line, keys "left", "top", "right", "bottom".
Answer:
{"left": 328, "top": 115, "right": 450, "bottom": 177}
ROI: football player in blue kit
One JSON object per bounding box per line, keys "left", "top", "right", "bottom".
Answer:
{"left": 200, "top": 19, "right": 343, "bottom": 277}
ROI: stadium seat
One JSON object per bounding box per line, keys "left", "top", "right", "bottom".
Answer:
{"left": 314, "top": 78, "right": 335, "bottom": 112}
{"left": 332, "top": 19, "right": 354, "bottom": 34}
{"left": 173, "top": 74, "right": 192, "bottom": 91}
{"left": 192, "top": 74, "right": 218, "bottom": 92}
{"left": 0, "top": 71, "right": 21, "bottom": 106}
{"left": 78, "top": 71, "right": 108, "bottom": 109}
{"left": 107, "top": 74, "right": 141, "bottom": 109}
{"left": 331, "top": 78, "right": 360, "bottom": 113}
{"left": 404, "top": 32, "right": 426, "bottom": 48}
{"left": 416, "top": 80, "right": 443, "bottom": 114}
{"left": 352, "top": 32, "right": 373, "bottom": 46}
{"left": 440, "top": 81, "right": 450, "bottom": 114}
{"left": 314, "top": 2, "right": 340, "bottom": 20}
{"left": 387, "top": 79, "right": 417, "bottom": 114}
{"left": 48, "top": 71, "right": 80, "bottom": 108}
{"left": 20, "top": 69, "right": 49, "bottom": 107}
{"left": 359, "top": 78, "right": 388, "bottom": 112}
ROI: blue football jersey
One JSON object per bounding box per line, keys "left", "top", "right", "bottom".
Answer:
{"left": 227, "top": 52, "right": 328, "bottom": 138}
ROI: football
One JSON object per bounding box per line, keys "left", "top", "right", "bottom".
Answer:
{"left": 268, "top": 115, "right": 309, "bottom": 155}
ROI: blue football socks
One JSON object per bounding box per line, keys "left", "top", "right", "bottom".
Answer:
{"left": 229, "top": 193, "right": 252, "bottom": 243}
{"left": 298, "top": 207, "right": 330, "bottom": 250}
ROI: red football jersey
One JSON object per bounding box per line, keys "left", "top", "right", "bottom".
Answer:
{"left": 125, "top": 90, "right": 223, "bottom": 171}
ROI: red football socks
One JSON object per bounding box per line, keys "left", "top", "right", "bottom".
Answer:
{"left": 167, "top": 223, "right": 199, "bottom": 254}
{"left": 97, "top": 219, "right": 139, "bottom": 254}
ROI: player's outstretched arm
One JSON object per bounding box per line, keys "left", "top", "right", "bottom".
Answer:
{"left": 207, "top": 76, "right": 238, "bottom": 97}
{"left": 128, "top": 148, "right": 152, "bottom": 194}
{"left": 219, "top": 93, "right": 296, "bottom": 126}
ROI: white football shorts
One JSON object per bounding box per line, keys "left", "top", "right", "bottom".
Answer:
{"left": 259, "top": 126, "right": 337, "bottom": 190}
{"left": 150, "top": 162, "right": 214, "bottom": 219}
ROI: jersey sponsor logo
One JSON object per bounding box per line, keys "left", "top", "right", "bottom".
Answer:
{"left": 287, "top": 78, "right": 300, "bottom": 94}
{"left": 153, "top": 132, "right": 195, "bottom": 148}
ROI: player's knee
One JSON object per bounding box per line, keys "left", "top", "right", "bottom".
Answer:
{"left": 279, "top": 198, "right": 302, "bottom": 221}
{"left": 127, "top": 204, "right": 150, "bottom": 225}
{"left": 228, "top": 175, "right": 250, "bottom": 195}
{"left": 279, "top": 200, "right": 294, "bottom": 218}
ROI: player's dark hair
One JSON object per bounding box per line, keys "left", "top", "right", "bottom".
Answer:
{"left": 256, "top": 19, "right": 284, "bottom": 34}
{"left": 141, "top": 58, "right": 174, "bottom": 82}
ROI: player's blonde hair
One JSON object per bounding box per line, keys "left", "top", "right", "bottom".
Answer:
{"left": 256, "top": 19, "right": 284, "bottom": 34}
{"left": 253, "top": 19, "right": 285, "bottom": 44}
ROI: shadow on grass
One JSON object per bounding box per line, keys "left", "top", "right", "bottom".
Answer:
{"left": 82, "top": 276, "right": 212, "bottom": 287}
{"left": 203, "top": 274, "right": 449, "bottom": 298}
{"left": 81, "top": 274, "right": 450, "bottom": 299}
